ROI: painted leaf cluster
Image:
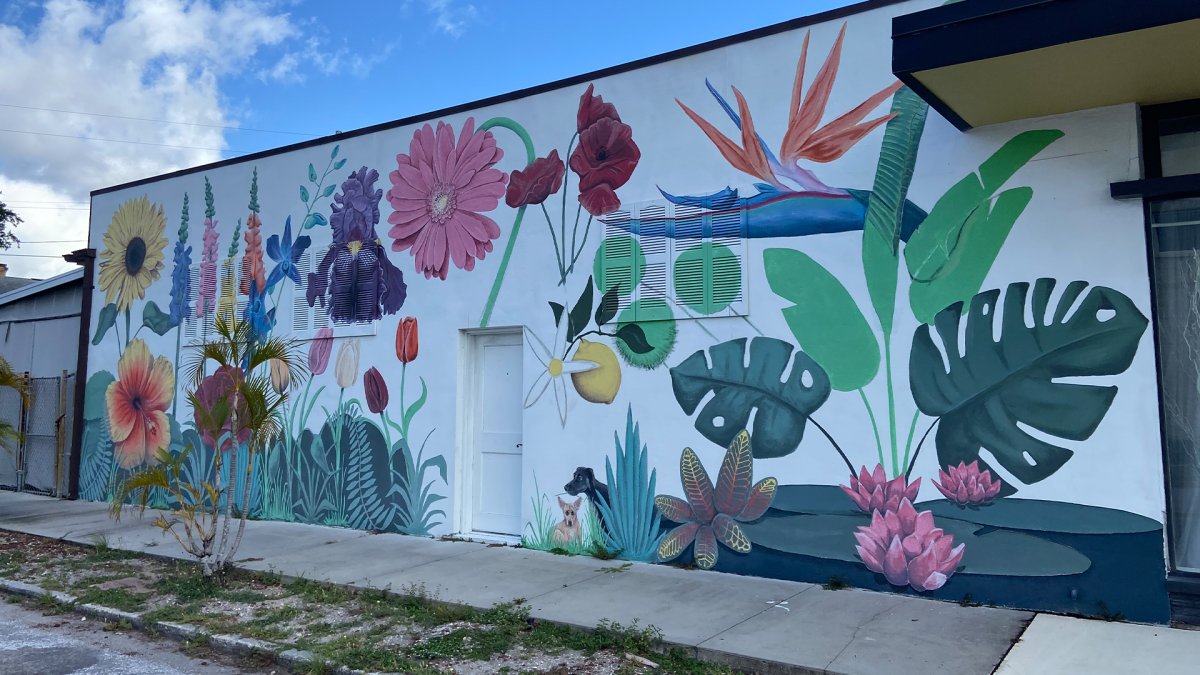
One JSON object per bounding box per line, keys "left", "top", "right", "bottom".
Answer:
{"left": 655, "top": 430, "right": 776, "bottom": 569}
{"left": 670, "top": 337, "right": 830, "bottom": 458}
{"left": 910, "top": 278, "right": 1147, "bottom": 490}
{"left": 594, "top": 407, "right": 663, "bottom": 561}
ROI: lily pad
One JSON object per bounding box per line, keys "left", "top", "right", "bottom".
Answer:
{"left": 916, "top": 498, "right": 1161, "bottom": 535}
{"left": 744, "top": 511, "right": 1090, "bottom": 577}
{"left": 769, "top": 484, "right": 862, "bottom": 516}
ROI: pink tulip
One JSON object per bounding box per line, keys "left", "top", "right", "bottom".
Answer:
{"left": 854, "top": 499, "right": 964, "bottom": 592}
{"left": 308, "top": 327, "right": 334, "bottom": 376}
{"left": 840, "top": 464, "right": 921, "bottom": 514}
{"left": 933, "top": 461, "right": 1003, "bottom": 506}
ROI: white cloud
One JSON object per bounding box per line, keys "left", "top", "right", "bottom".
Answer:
{"left": 260, "top": 39, "right": 395, "bottom": 84}
{"left": 0, "top": 0, "right": 297, "bottom": 278}
{"left": 424, "top": 0, "right": 477, "bottom": 37}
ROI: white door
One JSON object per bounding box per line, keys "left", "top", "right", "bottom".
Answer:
{"left": 471, "top": 331, "right": 523, "bottom": 535}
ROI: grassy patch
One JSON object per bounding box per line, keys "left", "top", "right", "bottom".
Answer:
{"left": 153, "top": 568, "right": 221, "bottom": 603}
{"left": 289, "top": 578, "right": 354, "bottom": 604}
{"left": 74, "top": 587, "right": 148, "bottom": 613}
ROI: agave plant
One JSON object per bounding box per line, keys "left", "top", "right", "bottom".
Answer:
{"left": 655, "top": 430, "right": 776, "bottom": 569}
{"left": 595, "top": 407, "right": 662, "bottom": 561}
{"left": 112, "top": 315, "right": 306, "bottom": 578}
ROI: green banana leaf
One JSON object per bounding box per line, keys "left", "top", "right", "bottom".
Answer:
{"left": 910, "top": 278, "right": 1147, "bottom": 490}
{"left": 862, "top": 86, "right": 929, "bottom": 336}
{"left": 905, "top": 129, "right": 1063, "bottom": 323}
{"left": 670, "top": 337, "right": 830, "bottom": 459}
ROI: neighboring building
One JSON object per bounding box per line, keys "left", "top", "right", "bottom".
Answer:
{"left": 0, "top": 268, "right": 83, "bottom": 496}
{"left": 0, "top": 263, "right": 37, "bottom": 295}
{"left": 74, "top": 0, "right": 1200, "bottom": 625}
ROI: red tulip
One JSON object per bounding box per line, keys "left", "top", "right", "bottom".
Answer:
{"left": 364, "top": 366, "right": 388, "bottom": 414}
{"left": 396, "top": 317, "right": 418, "bottom": 363}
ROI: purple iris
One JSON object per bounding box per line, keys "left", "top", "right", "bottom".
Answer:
{"left": 265, "top": 216, "right": 312, "bottom": 293}
{"left": 307, "top": 166, "right": 407, "bottom": 323}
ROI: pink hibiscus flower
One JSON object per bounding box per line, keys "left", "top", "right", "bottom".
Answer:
{"left": 386, "top": 118, "right": 507, "bottom": 280}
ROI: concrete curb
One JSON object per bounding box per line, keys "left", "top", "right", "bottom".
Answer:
{"left": 0, "top": 576, "right": 361, "bottom": 674}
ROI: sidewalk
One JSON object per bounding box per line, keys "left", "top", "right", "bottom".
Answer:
{"left": 0, "top": 492, "right": 1194, "bottom": 674}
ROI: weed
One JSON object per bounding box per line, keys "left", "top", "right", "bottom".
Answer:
{"left": 75, "top": 588, "right": 148, "bottom": 613}
{"left": 289, "top": 577, "right": 354, "bottom": 604}
{"left": 102, "top": 619, "right": 134, "bottom": 632}
{"left": 597, "top": 562, "right": 633, "bottom": 574}
{"left": 219, "top": 589, "right": 270, "bottom": 603}
{"left": 823, "top": 576, "right": 849, "bottom": 590}
{"left": 153, "top": 568, "right": 220, "bottom": 603}
{"left": 85, "top": 536, "right": 138, "bottom": 562}
{"left": 36, "top": 592, "right": 72, "bottom": 615}
{"left": 590, "top": 542, "right": 621, "bottom": 561}
{"left": 960, "top": 593, "right": 981, "bottom": 607}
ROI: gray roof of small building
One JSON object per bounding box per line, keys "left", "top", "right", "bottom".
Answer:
{"left": 0, "top": 276, "right": 35, "bottom": 295}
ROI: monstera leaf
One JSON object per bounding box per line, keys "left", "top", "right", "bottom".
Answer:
{"left": 910, "top": 279, "right": 1147, "bottom": 490}
{"left": 670, "top": 337, "right": 830, "bottom": 459}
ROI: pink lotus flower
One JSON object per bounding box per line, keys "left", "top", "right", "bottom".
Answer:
{"left": 933, "top": 461, "right": 1003, "bottom": 506}
{"left": 386, "top": 118, "right": 507, "bottom": 280}
{"left": 854, "top": 499, "right": 964, "bottom": 592}
{"left": 840, "top": 464, "right": 920, "bottom": 514}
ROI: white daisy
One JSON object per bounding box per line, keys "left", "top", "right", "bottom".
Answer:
{"left": 524, "top": 315, "right": 597, "bottom": 426}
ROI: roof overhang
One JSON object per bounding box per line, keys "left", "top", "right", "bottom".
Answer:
{"left": 892, "top": 0, "right": 1200, "bottom": 130}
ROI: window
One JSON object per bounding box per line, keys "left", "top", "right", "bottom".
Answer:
{"left": 1143, "top": 100, "right": 1200, "bottom": 574}
{"left": 596, "top": 194, "right": 748, "bottom": 322}
{"left": 290, "top": 245, "right": 376, "bottom": 339}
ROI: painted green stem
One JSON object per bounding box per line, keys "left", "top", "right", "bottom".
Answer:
{"left": 901, "top": 409, "right": 921, "bottom": 477}
{"left": 478, "top": 117, "right": 537, "bottom": 328}
{"left": 858, "top": 389, "right": 884, "bottom": 470}
{"left": 884, "top": 340, "right": 899, "bottom": 476}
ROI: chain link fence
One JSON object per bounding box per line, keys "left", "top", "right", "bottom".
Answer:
{"left": 0, "top": 372, "right": 74, "bottom": 496}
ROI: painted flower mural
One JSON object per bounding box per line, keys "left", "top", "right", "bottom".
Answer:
{"left": 505, "top": 150, "right": 566, "bottom": 209}
{"left": 168, "top": 194, "right": 192, "bottom": 327}
{"left": 570, "top": 85, "right": 641, "bottom": 217}
{"left": 240, "top": 170, "right": 267, "bottom": 295}
{"left": 265, "top": 216, "right": 311, "bottom": 292}
{"left": 655, "top": 431, "right": 776, "bottom": 570}
{"left": 386, "top": 118, "right": 507, "bottom": 280}
{"left": 196, "top": 180, "right": 220, "bottom": 319}
{"left": 192, "top": 365, "right": 250, "bottom": 452}
{"left": 309, "top": 167, "right": 407, "bottom": 323}
{"left": 933, "top": 461, "right": 1002, "bottom": 507}
{"left": 97, "top": 196, "right": 169, "bottom": 313}
{"left": 308, "top": 327, "right": 334, "bottom": 375}
{"left": 853, "top": 499, "right": 964, "bottom": 592}
{"left": 676, "top": 23, "right": 899, "bottom": 194}
{"left": 841, "top": 464, "right": 921, "bottom": 514}
{"left": 524, "top": 314, "right": 599, "bottom": 427}
{"left": 105, "top": 339, "right": 174, "bottom": 469}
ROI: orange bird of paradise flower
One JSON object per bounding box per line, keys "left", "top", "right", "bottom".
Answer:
{"left": 677, "top": 23, "right": 902, "bottom": 194}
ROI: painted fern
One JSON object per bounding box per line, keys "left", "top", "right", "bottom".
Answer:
{"left": 595, "top": 406, "right": 662, "bottom": 561}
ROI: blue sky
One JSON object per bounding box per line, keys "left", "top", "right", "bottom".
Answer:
{"left": 223, "top": 1, "right": 857, "bottom": 153}
{"left": 0, "top": 0, "right": 856, "bottom": 277}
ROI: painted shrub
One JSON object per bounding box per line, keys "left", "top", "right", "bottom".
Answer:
{"left": 78, "top": 2, "right": 1168, "bottom": 624}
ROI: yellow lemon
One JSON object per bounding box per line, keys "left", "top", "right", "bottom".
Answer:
{"left": 571, "top": 339, "right": 621, "bottom": 404}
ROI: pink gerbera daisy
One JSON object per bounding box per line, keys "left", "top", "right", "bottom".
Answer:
{"left": 386, "top": 118, "right": 507, "bottom": 280}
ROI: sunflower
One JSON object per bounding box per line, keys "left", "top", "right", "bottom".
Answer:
{"left": 98, "top": 196, "right": 169, "bottom": 312}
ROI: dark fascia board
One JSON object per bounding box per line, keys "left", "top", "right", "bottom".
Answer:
{"left": 91, "top": 0, "right": 911, "bottom": 198}
{"left": 892, "top": 0, "right": 1200, "bottom": 76}
{"left": 1110, "top": 173, "right": 1200, "bottom": 201}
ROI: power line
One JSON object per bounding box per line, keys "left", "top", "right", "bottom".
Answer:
{"left": 13, "top": 240, "right": 87, "bottom": 244}
{"left": 0, "top": 252, "right": 73, "bottom": 258}
{"left": 0, "top": 102, "right": 319, "bottom": 137}
{"left": 4, "top": 201, "right": 88, "bottom": 205}
{"left": 0, "top": 127, "right": 252, "bottom": 153}
{"left": 7, "top": 206, "right": 89, "bottom": 211}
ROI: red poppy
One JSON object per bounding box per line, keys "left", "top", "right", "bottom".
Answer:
{"left": 505, "top": 150, "right": 566, "bottom": 208}
{"left": 576, "top": 84, "right": 620, "bottom": 132}
{"left": 396, "top": 316, "right": 418, "bottom": 363}
{"left": 570, "top": 117, "right": 641, "bottom": 217}
{"left": 364, "top": 366, "right": 388, "bottom": 414}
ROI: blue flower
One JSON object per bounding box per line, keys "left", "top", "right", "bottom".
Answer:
{"left": 168, "top": 194, "right": 193, "bottom": 326}
{"left": 242, "top": 278, "right": 275, "bottom": 346}
{"left": 265, "top": 216, "right": 312, "bottom": 293}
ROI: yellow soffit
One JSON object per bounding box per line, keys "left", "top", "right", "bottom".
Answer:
{"left": 913, "top": 18, "right": 1200, "bottom": 128}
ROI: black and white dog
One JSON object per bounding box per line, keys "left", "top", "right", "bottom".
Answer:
{"left": 564, "top": 467, "right": 610, "bottom": 538}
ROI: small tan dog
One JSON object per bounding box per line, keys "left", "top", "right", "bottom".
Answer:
{"left": 552, "top": 496, "right": 583, "bottom": 546}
